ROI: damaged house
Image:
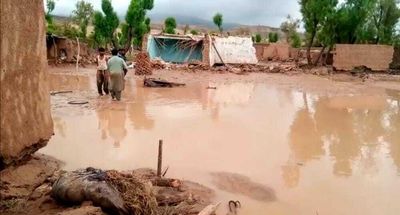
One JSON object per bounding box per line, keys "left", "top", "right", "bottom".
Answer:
{"left": 46, "top": 33, "right": 94, "bottom": 64}
{"left": 144, "top": 34, "right": 258, "bottom": 66}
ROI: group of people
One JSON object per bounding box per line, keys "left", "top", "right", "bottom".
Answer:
{"left": 96, "top": 48, "right": 128, "bottom": 101}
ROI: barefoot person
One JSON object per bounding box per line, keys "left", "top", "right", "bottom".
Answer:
{"left": 108, "top": 48, "right": 128, "bottom": 101}
{"left": 96, "top": 48, "right": 109, "bottom": 96}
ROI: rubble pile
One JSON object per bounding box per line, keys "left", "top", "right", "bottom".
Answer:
{"left": 151, "top": 58, "right": 167, "bottom": 70}
{"left": 50, "top": 168, "right": 214, "bottom": 215}
{"left": 204, "top": 62, "right": 302, "bottom": 75}
{"left": 135, "top": 52, "right": 153, "bottom": 75}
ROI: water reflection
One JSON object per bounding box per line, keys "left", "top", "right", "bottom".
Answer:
{"left": 286, "top": 92, "right": 400, "bottom": 182}
{"left": 43, "top": 75, "right": 400, "bottom": 215}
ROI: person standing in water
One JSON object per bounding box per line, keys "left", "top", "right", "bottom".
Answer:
{"left": 96, "top": 48, "right": 109, "bottom": 96}
{"left": 108, "top": 48, "right": 128, "bottom": 101}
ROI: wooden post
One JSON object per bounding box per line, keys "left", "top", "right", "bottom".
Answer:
{"left": 76, "top": 37, "right": 80, "bottom": 72}
{"left": 157, "top": 139, "right": 163, "bottom": 177}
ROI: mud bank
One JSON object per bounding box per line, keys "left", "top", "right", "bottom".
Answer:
{"left": 0, "top": 154, "right": 215, "bottom": 215}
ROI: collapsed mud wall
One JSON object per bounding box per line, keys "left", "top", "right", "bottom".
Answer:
{"left": 210, "top": 36, "right": 258, "bottom": 65}
{"left": 1, "top": 0, "right": 53, "bottom": 166}
{"left": 334, "top": 44, "right": 394, "bottom": 71}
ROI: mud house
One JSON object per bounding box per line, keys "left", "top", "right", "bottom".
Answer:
{"left": 145, "top": 34, "right": 258, "bottom": 66}
{"left": 46, "top": 33, "right": 94, "bottom": 64}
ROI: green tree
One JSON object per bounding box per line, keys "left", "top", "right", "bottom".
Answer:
{"left": 255, "top": 34, "right": 262, "bottom": 43}
{"left": 290, "top": 32, "right": 302, "bottom": 48}
{"left": 72, "top": 0, "right": 94, "bottom": 39}
{"left": 371, "top": 0, "right": 400, "bottom": 44}
{"left": 300, "top": 0, "right": 337, "bottom": 65}
{"left": 213, "top": 13, "right": 223, "bottom": 34}
{"left": 190, "top": 29, "right": 199, "bottom": 35}
{"left": 164, "top": 17, "right": 177, "bottom": 34}
{"left": 269, "top": 32, "right": 279, "bottom": 43}
{"left": 124, "top": 0, "right": 154, "bottom": 50}
{"left": 334, "top": 0, "right": 374, "bottom": 44}
{"left": 92, "top": 0, "right": 119, "bottom": 48}
{"left": 280, "top": 15, "right": 300, "bottom": 43}
{"left": 45, "top": 0, "right": 56, "bottom": 24}
{"left": 184, "top": 25, "right": 189, "bottom": 34}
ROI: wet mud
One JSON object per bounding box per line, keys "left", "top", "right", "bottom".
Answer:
{"left": 40, "top": 66, "right": 400, "bottom": 215}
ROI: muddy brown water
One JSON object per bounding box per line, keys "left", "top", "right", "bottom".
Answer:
{"left": 41, "top": 70, "right": 400, "bottom": 215}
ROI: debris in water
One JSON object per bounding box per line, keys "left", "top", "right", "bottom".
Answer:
{"left": 50, "top": 90, "right": 73, "bottom": 96}
{"left": 67, "top": 100, "right": 89, "bottom": 105}
{"left": 144, "top": 78, "right": 185, "bottom": 88}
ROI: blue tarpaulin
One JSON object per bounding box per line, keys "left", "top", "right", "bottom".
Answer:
{"left": 147, "top": 35, "right": 203, "bottom": 64}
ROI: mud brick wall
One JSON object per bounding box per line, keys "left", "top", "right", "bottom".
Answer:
{"left": 262, "top": 43, "right": 290, "bottom": 60}
{"left": 202, "top": 34, "right": 211, "bottom": 66}
{"left": 1, "top": 0, "right": 53, "bottom": 166}
{"left": 333, "top": 44, "right": 394, "bottom": 71}
{"left": 253, "top": 44, "right": 267, "bottom": 61}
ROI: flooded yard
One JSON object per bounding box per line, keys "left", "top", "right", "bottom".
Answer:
{"left": 40, "top": 67, "right": 400, "bottom": 215}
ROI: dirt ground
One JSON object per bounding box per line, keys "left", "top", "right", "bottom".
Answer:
{"left": 2, "top": 64, "right": 399, "bottom": 215}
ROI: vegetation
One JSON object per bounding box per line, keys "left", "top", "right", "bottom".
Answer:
{"left": 300, "top": 0, "right": 337, "bottom": 65}
{"left": 190, "top": 29, "right": 199, "bottom": 35}
{"left": 45, "top": 0, "right": 56, "bottom": 25}
{"left": 255, "top": 34, "right": 262, "bottom": 43}
{"left": 122, "top": 0, "right": 153, "bottom": 49}
{"left": 213, "top": 13, "right": 223, "bottom": 34}
{"left": 280, "top": 15, "right": 301, "bottom": 47}
{"left": 92, "top": 0, "right": 119, "bottom": 48}
{"left": 290, "top": 32, "right": 302, "bottom": 48}
{"left": 72, "top": 0, "right": 94, "bottom": 39}
{"left": 268, "top": 32, "right": 279, "bottom": 43}
{"left": 301, "top": 0, "right": 400, "bottom": 65}
{"left": 164, "top": 17, "right": 177, "bottom": 34}
{"left": 184, "top": 25, "right": 189, "bottom": 35}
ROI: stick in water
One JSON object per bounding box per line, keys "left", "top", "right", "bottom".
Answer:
{"left": 157, "top": 139, "right": 163, "bottom": 177}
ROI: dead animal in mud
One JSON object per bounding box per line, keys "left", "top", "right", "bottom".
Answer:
{"left": 50, "top": 90, "right": 73, "bottom": 96}
{"left": 227, "top": 200, "right": 241, "bottom": 215}
{"left": 211, "top": 172, "right": 276, "bottom": 202}
{"left": 67, "top": 100, "right": 89, "bottom": 105}
{"left": 51, "top": 168, "right": 130, "bottom": 214}
{"left": 51, "top": 167, "right": 159, "bottom": 215}
{"left": 52, "top": 168, "right": 215, "bottom": 215}
{"left": 144, "top": 78, "right": 185, "bottom": 88}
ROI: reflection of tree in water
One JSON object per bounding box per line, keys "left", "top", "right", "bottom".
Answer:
{"left": 286, "top": 91, "right": 400, "bottom": 181}
{"left": 289, "top": 93, "right": 324, "bottom": 163}
{"left": 283, "top": 93, "right": 323, "bottom": 187}
{"left": 314, "top": 98, "right": 362, "bottom": 176}
{"left": 385, "top": 92, "right": 400, "bottom": 173}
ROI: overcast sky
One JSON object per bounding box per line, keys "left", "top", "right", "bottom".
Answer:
{"left": 51, "top": 0, "right": 302, "bottom": 27}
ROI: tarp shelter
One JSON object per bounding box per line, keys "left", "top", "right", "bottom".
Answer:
{"left": 146, "top": 34, "right": 204, "bottom": 64}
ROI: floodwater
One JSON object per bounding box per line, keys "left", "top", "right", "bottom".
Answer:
{"left": 41, "top": 72, "right": 400, "bottom": 215}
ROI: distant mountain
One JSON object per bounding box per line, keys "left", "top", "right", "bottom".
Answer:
{"left": 147, "top": 13, "right": 240, "bottom": 30}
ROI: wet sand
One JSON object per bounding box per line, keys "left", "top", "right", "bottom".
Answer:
{"left": 41, "top": 66, "right": 400, "bottom": 215}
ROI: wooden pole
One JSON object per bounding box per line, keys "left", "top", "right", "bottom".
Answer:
{"left": 76, "top": 37, "right": 80, "bottom": 72}
{"left": 157, "top": 139, "right": 163, "bottom": 177}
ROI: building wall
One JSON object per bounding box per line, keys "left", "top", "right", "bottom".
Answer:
{"left": 1, "top": 0, "right": 53, "bottom": 166}
{"left": 210, "top": 36, "right": 258, "bottom": 65}
{"left": 334, "top": 44, "right": 394, "bottom": 71}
